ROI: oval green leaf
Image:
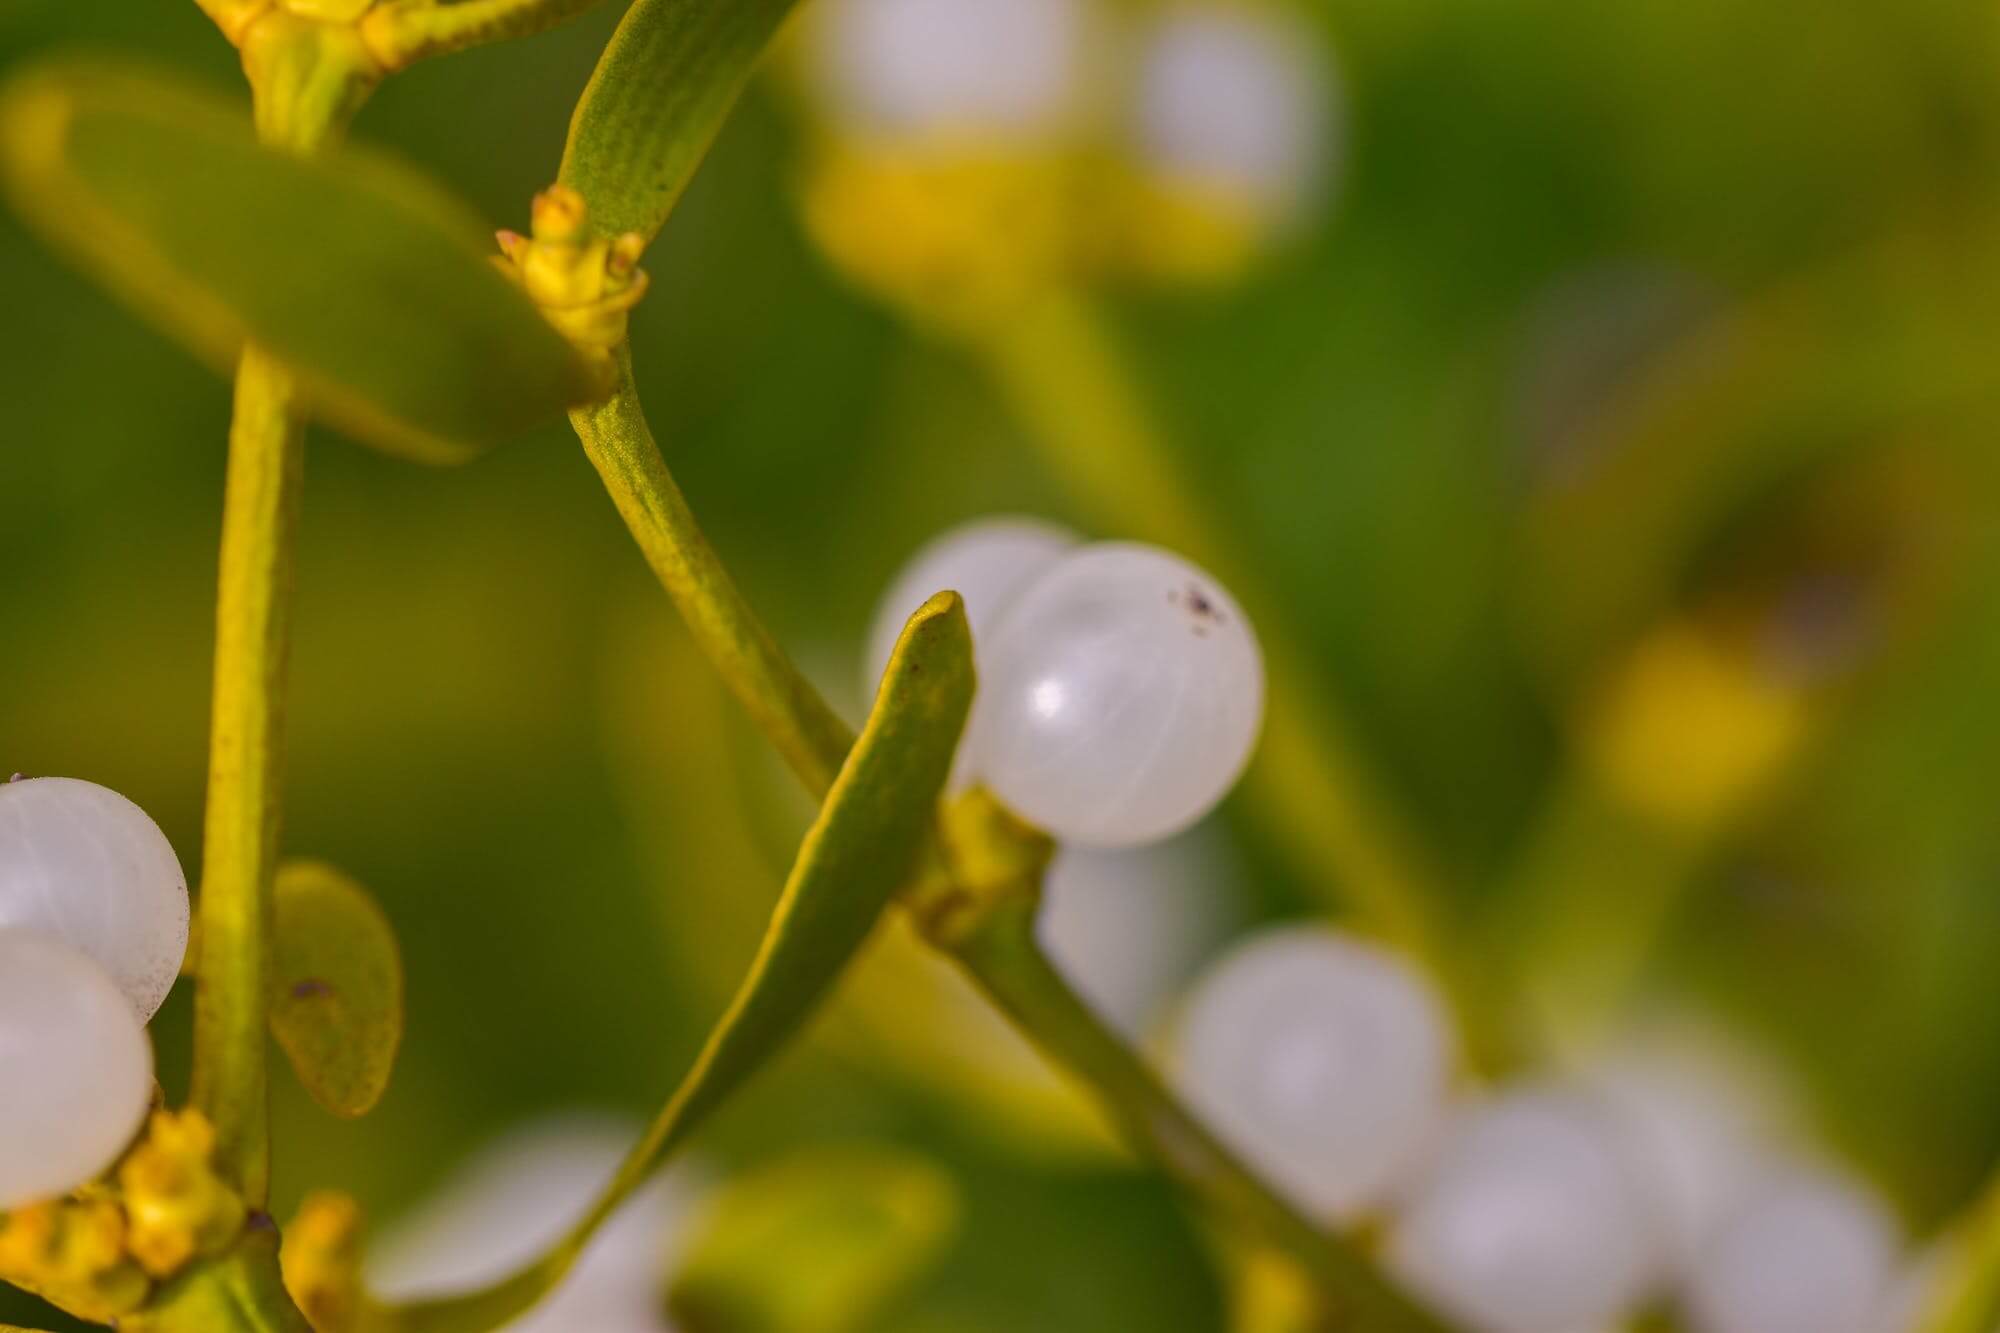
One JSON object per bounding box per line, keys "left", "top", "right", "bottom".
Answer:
{"left": 0, "top": 58, "right": 603, "bottom": 463}
{"left": 270, "top": 860, "right": 405, "bottom": 1119}
{"left": 387, "top": 591, "right": 975, "bottom": 1333}
{"left": 668, "top": 1146, "right": 960, "bottom": 1333}
{"left": 558, "top": 0, "right": 801, "bottom": 242}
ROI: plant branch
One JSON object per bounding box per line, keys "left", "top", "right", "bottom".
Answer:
{"left": 943, "top": 893, "right": 1454, "bottom": 1333}
{"left": 1917, "top": 1167, "right": 2000, "bottom": 1333}
{"left": 360, "top": 0, "right": 611, "bottom": 73}
{"left": 571, "top": 348, "right": 857, "bottom": 796}
{"left": 190, "top": 344, "right": 306, "bottom": 1208}
{"left": 573, "top": 367, "right": 1450, "bottom": 1327}
{"left": 971, "top": 290, "right": 1505, "bottom": 1065}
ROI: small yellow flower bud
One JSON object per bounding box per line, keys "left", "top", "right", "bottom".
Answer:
{"left": 118, "top": 1109, "right": 249, "bottom": 1279}
{"left": 282, "top": 1191, "right": 367, "bottom": 1333}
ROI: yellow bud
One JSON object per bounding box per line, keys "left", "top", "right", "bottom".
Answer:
{"left": 499, "top": 186, "right": 652, "bottom": 362}
{"left": 0, "top": 1200, "right": 150, "bottom": 1323}
{"left": 530, "top": 184, "right": 589, "bottom": 244}
{"left": 800, "top": 139, "right": 1078, "bottom": 337}
{"left": 1582, "top": 619, "right": 1808, "bottom": 832}
{"left": 282, "top": 1192, "right": 367, "bottom": 1333}
{"left": 119, "top": 1109, "right": 248, "bottom": 1279}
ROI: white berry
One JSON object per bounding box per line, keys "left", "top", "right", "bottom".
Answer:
{"left": 0, "top": 776, "right": 189, "bottom": 1021}
{"left": 1132, "top": 5, "right": 1336, "bottom": 223}
{"left": 0, "top": 928, "right": 156, "bottom": 1208}
{"left": 1684, "top": 1164, "right": 1898, "bottom": 1333}
{"left": 370, "top": 1115, "right": 699, "bottom": 1331}
{"left": 812, "top": 0, "right": 1093, "bottom": 141}
{"left": 1388, "top": 1089, "right": 1658, "bottom": 1333}
{"left": 1038, "top": 821, "right": 1244, "bottom": 1039}
{"left": 1170, "top": 927, "right": 1452, "bottom": 1221}
{"left": 862, "top": 517, "right": 1080, "bottom": 693}
{"left": 966, "top": 542, "right": 1264, "bottom": 847}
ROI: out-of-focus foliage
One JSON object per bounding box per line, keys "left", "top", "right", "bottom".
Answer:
{"left": 8, "top": 0, "right": 2000, "bottom": 1327}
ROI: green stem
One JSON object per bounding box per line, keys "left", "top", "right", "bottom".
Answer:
{"left": 571, "top": 349, "right": 856, "bottom": 796}
{"left": 972, "top": 290, "right": 1504, "bottom": 1066}
{"left": 191, "top": 29, "right": 367, "bottom": 1205}
{"left": 1917, "top": 1169, "right": 2000, "bottom": 1333}
{"left": 191, "top": 345, "right": 305, "bottom": 1206}
{"left": 575, "top": 376, "right": 1444, "bottom": 1326}
{"left": 945, "top": 895, "right": 1454, "bottom": 1333}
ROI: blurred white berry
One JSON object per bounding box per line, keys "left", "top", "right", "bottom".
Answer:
{"left": 0, "top": 776, "right": 189, "bottom": 1021}
{"left": 0, "top": 928, "right": 156, "bottom": 1208}
{"left": 1131, "top": 4, "right": 1336, "bottom": 224}
{"left": 1684, "top": 1164, "right": 1899, "bottom": 1333}
{"left": 370, "top": 1115, "right": 701, "bottom": 1332}
{"left": 862, "top": 517, "right": 1080, "bottom": 693}
{"left": 811, "top": 0, "right": 1094, "bottom": 141}
{"left": 966, "top": 542, "right": 1264, "bottom": 847}
{"left": 1582, "top": 1043, "right": 1773, "bottom": 1277}
{"left": 1171, "top": 927, "right": 1452, "bottom": 1221}
{"left": 1038, "top": 821, "right": 1245, "bottom": 1039}
{"left": 1388, "top": 1088, "right": 1658, "bottom": 1333}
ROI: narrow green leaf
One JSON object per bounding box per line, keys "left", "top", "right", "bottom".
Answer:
{"left": 0, "top": 58, "right": 603, "bottom": 463}
{"left": 269, "top": 860, "right": 405, "bottom": 1119}
{"left": 558, "top": 0, "right": 800, "bottom": 241}
{"left": 386, "top": 592, "right": 975, "bottom": 1333}
{"left": 667, "top": 1146, "right": 960, "bottom": 1333}
{"left": 362, "top": 0, "right": 611, "bottom": 70}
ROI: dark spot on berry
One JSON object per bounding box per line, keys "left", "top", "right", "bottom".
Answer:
{"left": 291, "top": 978, "right": 335, "bottom": 1001}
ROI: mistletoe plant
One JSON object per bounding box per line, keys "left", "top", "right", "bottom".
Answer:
{"left": 0, "top": 2, "right": 1456, "bottom": 1330}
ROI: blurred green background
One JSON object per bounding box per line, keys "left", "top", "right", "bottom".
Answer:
{"left": 8, "top": 0, "right": 2000, "bottom": 1327}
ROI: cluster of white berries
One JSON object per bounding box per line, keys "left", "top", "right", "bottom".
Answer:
{"left": 863, "top": 517, "right": 1265, "bottom": 847}
{"left": 0, "top": 776, "right": 188, "bottom": 1209}
{"left": 808, "top": 0, "right": 1337, "bottom": 231}
{"left": 1169, "top": 925, "right": 1934, "bottom": 1333}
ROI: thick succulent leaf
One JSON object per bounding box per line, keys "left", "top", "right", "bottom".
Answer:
{"left": 388, "top": 592, "right": 975, "bottom": 1333}
{"left": 269, "top": 860, "right": 405, "bottom": 1119}
{"left": 667, "top": 1147, "right": 960, "bottom": 1333}
{"left": 0, "top": 58, "right": 602, "bottom": 463}
{"left": 558, "top": 0, "right": 800, "bottom": 241}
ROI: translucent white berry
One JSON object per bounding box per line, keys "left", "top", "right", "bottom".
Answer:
{"left": 1684, "top": 1164, "right": 1898, "bottom": 1333}
{"left": 1170, "top": 927, "right": 1451, "bottom": 1221}
{"left": 1132, "top": 5, "right": 1336, "bottom": 223}
{"left": 812, "top": 0, "right": 1093, "bottom": 140}
{"left": 0, "top": 928, "right": 156, "bottom": 1208}
{"left": 1388, "top": 1089, "right": 1657, "bottom": 1333}
{"left": 371, "top": 1115, "right": 700, "bottom": 1331}
{"left": 0, "top": 776, "right": 190, "bottom": 1021}
{"left": 1038, "top": 821, "right": 1244, "bottom": 1039}
{"left": 966, "top": 542, "right": 1264, "bottom": 847}
{"left": 862, "top": 517, "right": 1080, "bottom": 693}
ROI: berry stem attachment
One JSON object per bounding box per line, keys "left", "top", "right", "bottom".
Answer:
{"left": 941, "top": 892, "right": 1457, "bottom": 1333}
{"left": 971, "top": 289, "right": 1507, "bottom": 1067}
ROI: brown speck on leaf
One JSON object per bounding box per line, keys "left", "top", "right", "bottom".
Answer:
{"left": 291, "top": 978, "right": 335, "bottom": 1001}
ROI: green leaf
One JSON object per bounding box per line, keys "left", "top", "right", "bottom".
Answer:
{"left": 558, "top": 0, "right": 800, "bottom": 242}
{"left": 269, "top": 860, "right": 405, "bottom": 1119}
{"left": 667, "top": 1146, "right": 960, "bottom": 1333}
{"left": 386, "top": 592, "right": 976, "bottom": 1333}
{"left": 0, "top": 58, "right": 603, "bottom": 464}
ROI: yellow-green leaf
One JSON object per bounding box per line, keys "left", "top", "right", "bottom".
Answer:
{"left": 269, "top": 860, "right": 405, "bottom": 1119}
{"left": 558, "top": 0, "right": 800, "bottom": 242}
{"left": 0, "top": 58, "right": 603, "bottom": 464}
{"left": 387, "top": 591, "right": 975, "bottom": 1333}
{"left": 668, "top": 1147, "right": 960, "bottom": 1333}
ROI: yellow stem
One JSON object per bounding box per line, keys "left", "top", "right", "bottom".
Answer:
{"left": 191, "top": 346, "right": 305, "bottom": 1207}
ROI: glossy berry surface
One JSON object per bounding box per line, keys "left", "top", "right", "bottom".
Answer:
{"left": 1389, "top": 1089, "right": 1656, "bottom": 1333}
{"left": 862, "top": 516, "right": 1079, "bottom": 692}
{"left": 0, "top": 776, "right": 190, "bottom": 1021}
{"left": 0, "top": 928, "right": 156, "bottom": 1209}
{"left": 1171, "top": 926, "right": 1451, "bottom": 1220}
{"left": 966, "top": 542, "right": 1263, "bottom": 847}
